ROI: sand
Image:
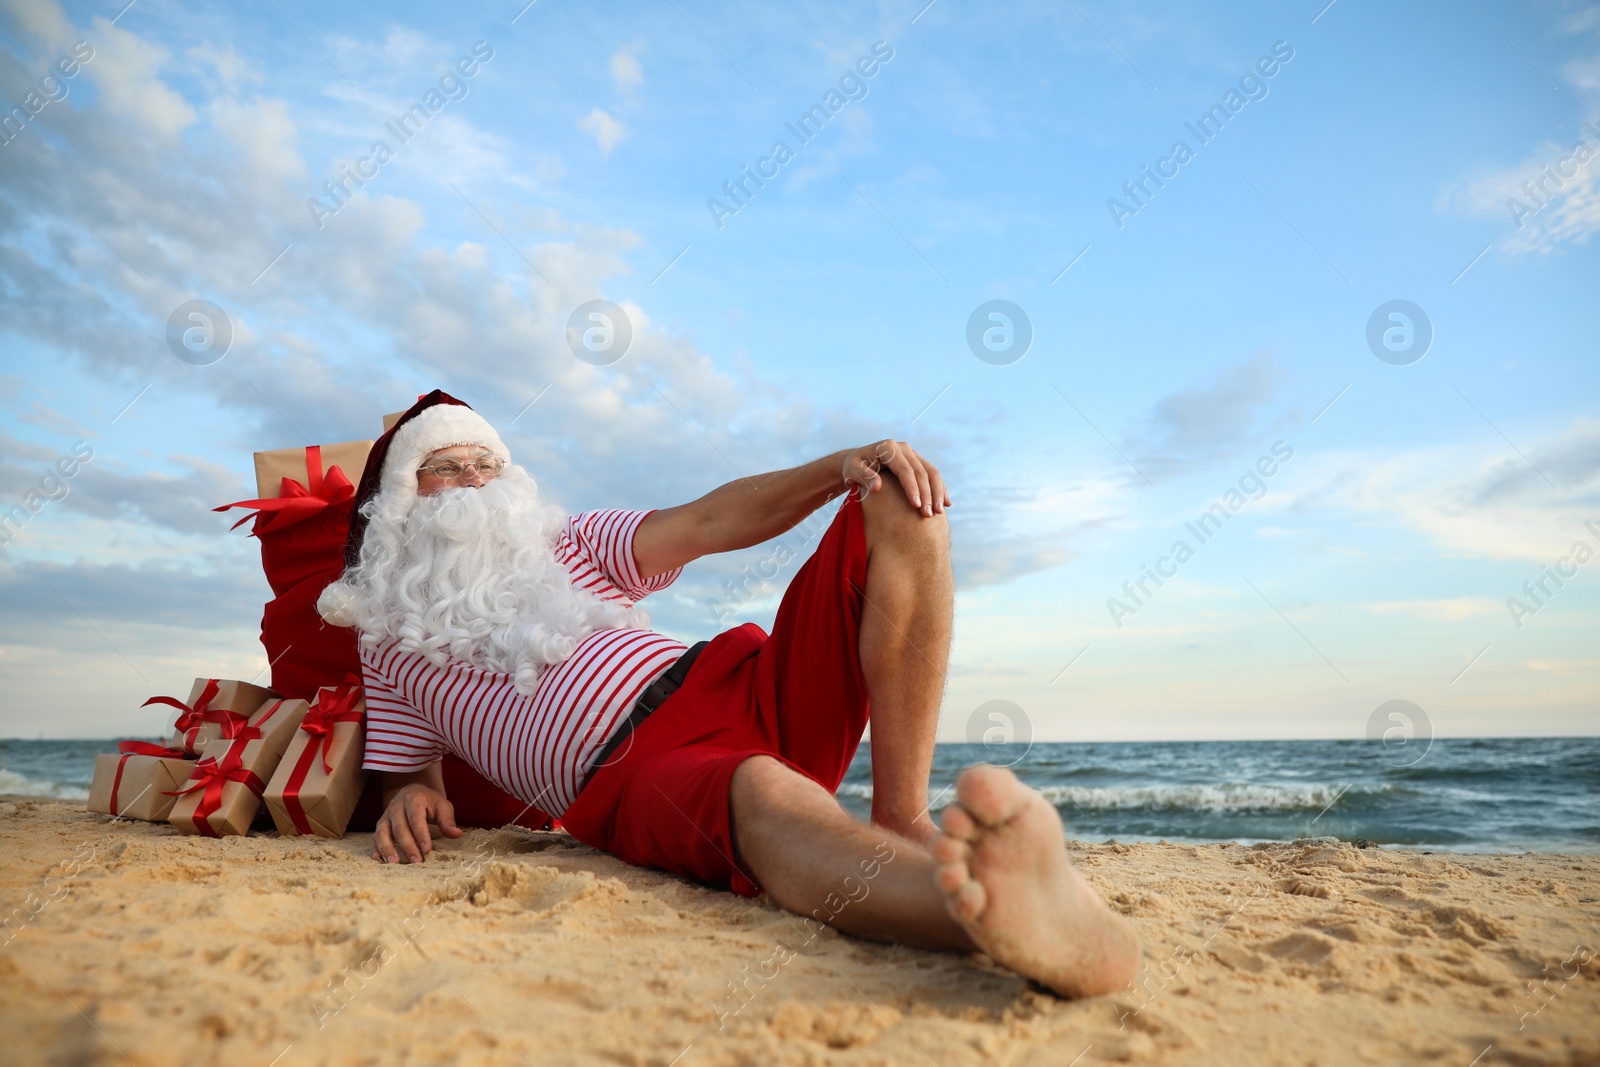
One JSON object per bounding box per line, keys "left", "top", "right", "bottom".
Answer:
{"left": 1, "top": 796, "right": 1596, "bottom": 1067}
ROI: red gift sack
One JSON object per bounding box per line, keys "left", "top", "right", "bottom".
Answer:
{"left": 216, "top": 445, "right": 557, "bottom": 832}
{"left": 215, "top": 447, "right": 363, "bottom": 701}
{"left": 254, "top": 498, "right": 362, "bottom": 701}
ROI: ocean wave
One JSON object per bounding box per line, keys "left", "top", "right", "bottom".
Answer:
{"left": 835, "top": 780, "right": 1380, "bottom": 813}
{"left": 1043, "top": 782, "right": 1371, "bottom": 813}
{"left": 0, "top": 768, "right": 88, "bottom": 801}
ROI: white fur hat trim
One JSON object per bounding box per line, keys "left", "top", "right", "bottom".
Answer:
{"left": 381, "top": 402, "right": 511, "bottom": 501}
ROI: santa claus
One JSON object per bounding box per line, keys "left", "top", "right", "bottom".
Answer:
{"left": 319, "top": 389, "right": 1139, "bottom": 999}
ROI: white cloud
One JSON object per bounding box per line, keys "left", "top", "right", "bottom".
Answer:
{"left": 1436, "top": 15, "right": 1600, "bottom": 256}
{"left": 208, "top": 95, "right": 308, "bottom": 187}
{"left": 1438, "top": 126, "right": 1600, "bottom": 255}
{"left": 1124, "top": 351, "right": 1284, "bottom": 481}
{"left": 578, "top": 107, "right": 627, "bottom": 155}
{"left": 333, "top": 24, "right": 432, "bottom": 71}
{"left": 1506, "top": 165, "right": 1600, "bottom": 253}
{"left": 80, "top": 14, "right": 199, "bottom": 142}
{"left": 610, "top": 49, "right": 642, "bottom": 94}
{"left": 0, "top": 0, "right": 74, "bottom": 52}
{"left": 1279, "top": 417, "right": 1600, "bottom": 564}
{"left": 1556, "top": 2, "right": 1600, "bottom": 35}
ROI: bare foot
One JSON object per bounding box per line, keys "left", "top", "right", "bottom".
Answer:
{"left": 932, "top": 764, "right": 1141, "bottom": 997}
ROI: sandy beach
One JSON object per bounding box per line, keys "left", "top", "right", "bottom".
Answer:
{"left": 1, "top": 796, "right": 1596, "bottom": 1066}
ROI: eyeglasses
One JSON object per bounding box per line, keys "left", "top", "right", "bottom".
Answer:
{"left": 416, "top": 455, "right": 506, "bottom": 481}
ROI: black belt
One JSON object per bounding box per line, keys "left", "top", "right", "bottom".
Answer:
{"left": 586, "top": 640, "right": 709, "bottom": 780}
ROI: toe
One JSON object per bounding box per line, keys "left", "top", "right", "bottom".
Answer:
{"left": 935, "top": 860, "right": 969, "bottom": 893}
{"left": 956, "top": 764, "right": 1027, "bottom": 828}
{"left": 939, "top": 803, "right": 979, "bottom": 842}
{"left": 948, "top": 878, "right": 988, "bottom": 922}
{"left": 931, "top": 832, "right": 969, "bottom": 866}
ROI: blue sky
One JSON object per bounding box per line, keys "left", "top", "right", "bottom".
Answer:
{"left": 0, "top": 0, "right": 1595, "bottom": 741}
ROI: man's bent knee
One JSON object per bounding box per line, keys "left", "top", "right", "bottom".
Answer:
{"left": 858, "top": 479, "right": 948, "bottom": 552}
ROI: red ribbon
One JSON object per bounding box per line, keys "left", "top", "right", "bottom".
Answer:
{"left": 212, "top": 445, "right": 356, "bottom": 535}
{"left": 279, "top": 684, "right": 364, "bottom": 835}
{"left": 164, "top": 745, "right": 266, "bottom": 838}
{"left": 198, "top": 695, "right": 297, "bottom": 764}
{"left": 108, "top": 754, "right": 133, "bottom": 816}
{"left": 117, "top": 740, "right": 188, "bottom": 759}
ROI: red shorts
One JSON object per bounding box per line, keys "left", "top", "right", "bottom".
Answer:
{"left": 560, "top": 492, "right": 870, "bottom": 897}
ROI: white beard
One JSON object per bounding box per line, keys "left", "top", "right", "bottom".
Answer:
{"left": 317, "top": 464, "right": 649, "bottom": 696}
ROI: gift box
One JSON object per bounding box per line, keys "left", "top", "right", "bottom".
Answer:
{"left": 87, "top": 742, "right": 193, "bottom": 821}
{"left": 264, "top": 682, "right": 368, "bottom": 838}
{"left": 250, "top": 441, "right": 373, "bottom": 514}
{"left": 381, "top": 411, "right": 405, "bottom": 431}
{"left": 168, "top": 696, "right": 309, "bottom": 837}
{"left": 213, "top": 440, "right": 372, "bottom": 558}
{"left": 145, "top": 677, "right": 276, "bottom": 756}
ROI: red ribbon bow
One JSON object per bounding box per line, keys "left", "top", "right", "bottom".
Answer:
{"left": 212, "top": 445, "right": 356, "bottom": 535}
{"left": 164, "top": 745, "right": 267, "bottom": 838}
{"left": 299, "top": 683, "right": 365, "bottom": 775}
{"left": 280, "top": 683, "right": 365, "bottom": 836}
{"left": 143, "top": 679, "right": 255, "bottom": 754}
{"left": 143, "top": 678, "right": 221, "bottom": 732}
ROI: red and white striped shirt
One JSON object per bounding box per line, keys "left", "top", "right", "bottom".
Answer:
{"left": 358, "top": 508, "right": 686, "bottom": 815}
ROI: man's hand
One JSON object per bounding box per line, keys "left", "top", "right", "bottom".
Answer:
{"left": 373, "top": 783, "right": 463, "bottom": 864}
{"left": 842, "top": 440, "right": 951, "bottom": 517}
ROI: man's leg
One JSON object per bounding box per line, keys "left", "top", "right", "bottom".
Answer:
{"left": 855, "top": 478, "right": 953, "bottom": 842}
{"left": 731, "top": 756, "right": 1143, "bottom": 998}
{"left": 730, "top": 755, "right": 974, "bottom": 951}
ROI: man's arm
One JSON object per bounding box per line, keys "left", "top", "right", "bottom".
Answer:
{"left": 380, "top": 762, "right": 444, "bottom": 807}
{"left": 633, "top": 438, "right": 950, "bottom": 579}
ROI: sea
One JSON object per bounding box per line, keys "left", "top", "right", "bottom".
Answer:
{"left": 5, "top": 737, "right": 1596, "bottom": 853}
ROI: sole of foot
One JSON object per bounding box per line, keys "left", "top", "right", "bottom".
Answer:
{"left": 932, "top": 763, "right": 1141, "bottom": 998}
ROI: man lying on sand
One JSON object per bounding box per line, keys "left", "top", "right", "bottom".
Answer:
{"left": 317, "top": 389, "right": 1139, "bottom": 998}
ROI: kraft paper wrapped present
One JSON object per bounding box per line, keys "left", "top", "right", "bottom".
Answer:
{"left": 212, "top": 439, "right": 372, "bottom": 539}
{"left": 381, "top": 411, "right": 404, "bottom": 431}
{"left": 264, "top": 682, "right": 368, "bottom": 838}
{"left": 210, "top": 440, "right": 372, "bottom": 541}
{"left": 145, "top": 677, "right": 276, "bottom": 757}
{"left": 168, "top": 696, "right": 309, "bottom": 837}
{"left": 252, "top": 441, "right": 373, "bottom": 504}
{"left": 87, "top": 742, "right": 194, "bottom": 821}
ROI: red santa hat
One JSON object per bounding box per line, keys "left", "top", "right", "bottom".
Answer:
{"left": 341, "top": 388, "right": 511, "bottom": 573}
